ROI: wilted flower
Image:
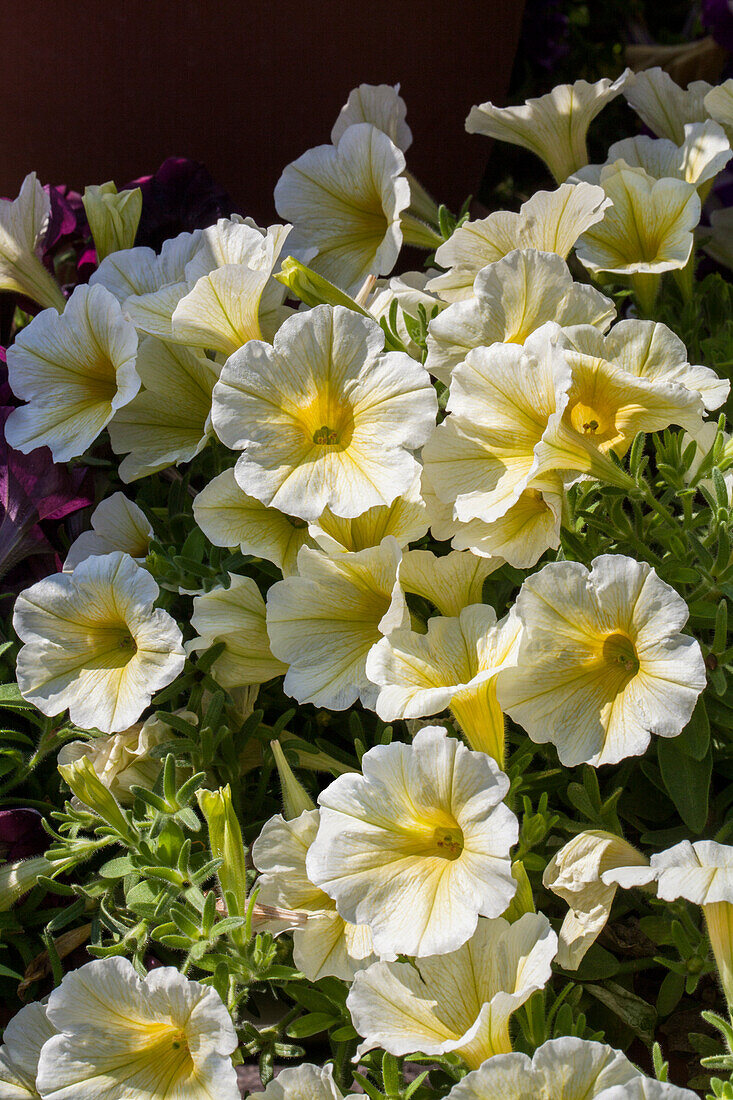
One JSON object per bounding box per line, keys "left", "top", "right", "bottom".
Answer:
{"left": 347, "top": 912, "right": 556, "bottom": 1065}
{"left": 64, "top": 492, "right": 152, "bottom": 569}
{"left": 14, "top": 552, "right": 185, "bottom": 734}
{"left": 306, "top": 725, "right": 518, "bottom": 956}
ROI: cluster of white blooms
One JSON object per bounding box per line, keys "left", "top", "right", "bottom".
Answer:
{"left": 3, "top": 70, "right": 732, "bottom": 1099}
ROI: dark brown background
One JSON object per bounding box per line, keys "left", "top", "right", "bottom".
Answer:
{"left": 0, "top": 1, "right": 525, "bottom": 223}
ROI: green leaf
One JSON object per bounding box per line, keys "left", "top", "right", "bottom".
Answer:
{"left": 656, "top": 970, "right": 685, "bottom": 1017}
{"left": 584, "top": 981, "right": 656, "bottom": 1047}
{"left": 658, "top": 738, "right": 712, "bottom": 833}
{"left": 674, "top": 699, "right": 710, "bottom": 760}
{"left": 0, "top": 683, "right": 34, "bottom": 709}
{"left": 286, "top": 1012, "right": 339, "bottom": 1038}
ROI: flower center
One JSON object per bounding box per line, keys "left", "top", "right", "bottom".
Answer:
{"left": 602, "top": 632, "right": 639, "bottom": 683}
{"left": 569, "top": 400, "right": 605, "bottom": 437}
{"left": 431, "top": 825, "right": 464, "bottom": 861}
{"left": 312, "top": 425, "right": 341, "bottom": 446}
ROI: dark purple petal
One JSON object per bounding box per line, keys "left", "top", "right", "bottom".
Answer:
{"left": 125, "top": 156, "right": 237, "bottom": 251}
{"left": 702, "top": 0, "right": 733, "bottom": 52}
{"left": 0, "top": 808, "right": 47, "bottom": 861}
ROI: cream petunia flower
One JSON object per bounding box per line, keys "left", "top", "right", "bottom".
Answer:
{"left": 543, "top": 830, "right": 652, "bottom": 968}
{"left": 600, "top": 1082, "right": 697, "bottom": 1099}
{"left": 399, "top": 547, "right": 502, "bottom": 616}
{"left": 0, "top": 172, "right": 66, "bottom": 312}
{"left": 14, "top": 552, "right": 185, "bottom": 734}
{"left": 441, "top": 1036, "right": 647, "bottom": 1100}
{"left": 212, "top": 304, "right": 437, "bottom": 523}
{"left": 347, "top": 912, "right": 556, "bottom": 1065}
{"left": 306, "top": 725, "right": 518, "bottom": 957}
{"left": 107, "top": 335, "right": 219, "bottom": 481}
{"left": 89, "top": 230, "right": 202, "bottom": 303}
{"left": 623, "top": 67, "right": 712, "bottom": 143}
{"left": 429, "top": 183, "right": 610, "bottom": 302}
{"left": 193, "top": 467, "right": 315, "bottom": 576}
{"left": 65, "top": 492, "right": 153, "bottom": 569}
{"left": 426, "top": 249, "right": 615, "bottom": 383}
{"left": 35, "top": 956, "right": 239, "bottom": 1100}
{"left": 4, "top": 284, "right": 139, "bottom": 462}
{"left": 309, "top": 472, "right": 428, "bottom": 554}
{"left": 0, "top": 1000, "right": 54, "bottom": 1100}
{"left": 266, "top": 537, "right": 407, "bottom": 710}
{"left": 576, "top": 121, "right": 731, "bottom": 190}
{"left": 705, "top": 80, "right": 733, "bottom": 143}
{"left": 250, "top": 1064, "right": 350, "bottom": 1100}
{"left": 188, "top": 573, "right": 286, "bottom": 689}
{"left": 497, "top": 555, "right": 707, "bottom": 767}
{"left": 331, "top": 83, "right": 412, "bottom": 151}
{"left": 466, "top": 75, "right": 628, "bottom": 183}
{"left": 274, "top": 123, "right": 410, "bottom": 293}
{"left": 366, "top": 605, "right": 521, "bottom": 765}
{"left": 253, "top": 810, "right": 380, "bottom": 981}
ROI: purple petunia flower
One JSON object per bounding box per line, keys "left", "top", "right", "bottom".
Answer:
{"left": 0, "top": 808, "right": 47, "bottom": 862}
{"left": 124, "top": 156, "right": 236, "bottom": 252}
{"left": 702, "top": 0, "right": 733, "bottom": 53}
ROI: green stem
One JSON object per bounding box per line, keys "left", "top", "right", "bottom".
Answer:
{"left": 400, "top": 213, "right": 443, "bottom": 250}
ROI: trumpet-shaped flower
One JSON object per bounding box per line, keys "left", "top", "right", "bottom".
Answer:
{"left": 543, "top": 830, "right": 652, "bottom": 968}
{"left": 65, "top": 492, "right": 152, "bottom": 569}
{"left": 441, "top": 1036, "right": 650, "bottom": 1100}
{"left": 306, "top": 724, "right": 518, "bottom": 956}
{"left": 274, "top": 123, "right": 410, "bottom": 293}
{"left": 0, "top": 1000, "right": 54, "bottom": 1099}
{"left": 193, "top": 467, "right": 315, "bottom": 576}
{"left": 497, "top": 555, "right": 707, "bottom": 767}
{"left": 466, "top": 74, "right": 628, "bottom": 183}
{"left": 623, "top": 67, "right": 712, "bottom": 143}
{"left": 0, "top": 172, "right": 66, "bottom": 312}
{"left": 705, "top": 80, "right": 733, "bottom": 142}
{"left": 35, "top": 956, "right": 239, "bottom": 1100}
{"left": 108, "top": 335, "right": 219, "bottom": 481}
{"left": 429, "top": 183, "right": 610, "bottom": 302}
{"left": 366, "top": 605, "right": 521, "bottom": 765}
{"left": 82, "top": 182, "right": 142, "bottom": 261}
{"left": 399, "top": 548, "right": 502, "bottom": 616}
{"left": 266, "top": 537, "right": 407, "bottom": 710}
{"left": 575, "top": 164, "right": 701, "bottom": 277}
{"left": 89, "top": 230, "right": 202, "bottom": 302}
{"left": 578, "top": 121, "right": 731, "bottom": 189}
{"left": 4, "top": 284, "right": 139, "bottom": 462}
{"left": 250, "top": 1064, "right": 349, "bottom": 1100}
{"left": 309, "top": 472, "right": 428, "bottom": 554}
{"left": 253, "top": 810, "right": 380, "bottom": 981}
{"left": 212, "top": 304, "right": 437, "bottom": 523}
{"left": 188, "top": 573, "right": 286, "bottom": 689}
{"left": 347, "top": 912, "right": 556, "bottom": 1064}
{"left": 14, "top": 551, "right": 185, "bottom": 734}
{"left": 426, "top": 249, "right": 615, "bottom": 383}
{"left": 331, "top": 83, "right": 412, "bottom": 151}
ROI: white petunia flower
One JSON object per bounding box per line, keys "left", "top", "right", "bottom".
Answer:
{"left": 309, "top": 472, "right": 428, "bottom": 554}
{"left": 89, "top": 230, "right": 202, "bottom": 302}
{"left": 0, "top": 1000, "right": 55, "bottom": 1099}
{"left": 426, "top": 249, "right": 615, "bottom": 383}
{"left": 331, "top": 83, "right": 412, "bottom": 151}
{"left": 4, "top": 284, "right": 139, "bottom": 462}
{"left": 576, "top": 121, "right": 731, "bottom": 190}
{"left": 212, "top": 304, "right": 437, "bottom": 524}
{"left": 347, "top": 911, "right": 556, "bottom": 1064}
{"left": 623, "top": 67, "right": 712, "bottom": 143}
{"left": 0, "top": 172, "right": 66, "bottom": 312}
{"left": 274, "top": 124, "right": 410, "bottom": 293}
{"left": 441, "top": 1036, "right": 646, "bottom": 1100}
{"left": 306, "top": 724, "right": 518, "bottom": 957}
{"left": 65, "top": 492, "right": 153, "bottom": 569}
{"left": 193, "top": 467, "right": 315, "bottom": 576}
{"left": 429, "top": 183, "right": 610, "bottom": 302}
{"left": 543, "top": 830, "right": 652, "bottom": 968}
{"left": 601, "top": 1081, "right": 698, "bottom": 1099}
{"left": 705, "top": 80, "right": 733, "bottom": 143}
{"left": 107, "top": 335, "right": 219, "bottom": 481}
{"left": 188, "top": 573, "right": 286, "bottom": 689}
{"left": 250, "top": 1064, "right": 350, "bottom": 1100}
{"left": 14, "top": 552, "right": 185, "bottom": 734}
{"left": 266, "top": 537, "right": 407, "bottom": 710}
{"left": 497, "top": 554, "right": 707, "bottom": 767}
{"left": 366, "top": 605, "right": 521, "bottom": 766}
{"left": 253, "top": 810, "right": 380, "bottom": 981}
{"left": 399, "top": 547, "right": 502, "bottom": 616}
{"left": 35, "top": 956, "right": 239, "bottom": 1100}
{"left": 466, "top": 74, "right": 628, "bottom": 183}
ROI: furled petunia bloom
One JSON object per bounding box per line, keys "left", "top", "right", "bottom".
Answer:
{"left": 308, "top": 471, "right": 428, "bottom": 554}
{"left": 266, "top": 537, "right": 407, "bottom": 710}
{"left": 366, "top": 605, "right": 521, "bottom": 766}
{"left": 543, "top": 830, "right": 652, "bottom": 968}
{"left": 347, "top": 912, "right": 556, "bottom": 1065}
{"left": 250, "top": 1064, "right": 349, "bottom": 1100}
{"left": 65, "top": 492, "right": 152, "bottom": 569}
{"left": 193, "top": 468, "right": 315, "bottom": 576}
{"left": 212, "top": 304, "right": 437, "bottom": 524}
{"left": 331, "top": 83, "right": 412, "bottom": 152}
{"left": 35, "top": 956, "right": 240, "bottom": 1100}
{"left": 82, "top": 181, "right": 142, "bottom": 261}
{"left": 425, "top": 249, "right": 615, "bottom": 383}
{"left": 497, "top": 555, "right": 707, "bottom": 767}
{"left": 306, "top": 725, "right": 518, "bottom": 957}
{"left": 253, "top": 810, "right": 380, "bottom": 981}
{"left": 428, "top": 183, "right": 610, "bottom": 302}
{"left": 4, "top": 284, "right": 139, "bottom": 462}
{"left": 466, "top": 74, "right": 628, "bottom": 183}
{"left": 0, "top": 172, "right": 66, "bottom": 312}
{"left": 706, "top": 80, "right": 733, "bottom": 144}
{"left": 274, "top": 123, "right": 410, "bottom": 293}
{"left": 108, "top": 335, "right": 219, "bottom": 481}
{"left": 576, "top": 121, "right": 731, "bottom": 191}
{"left": 440, "top": 1036, "right": 653, "bottom": 1100}
{"left": 188, "top": 573, "right": 286, "bottom": 690}
{"left": 0, "top": 1000, "right": 55, "bottom": 1099}
{"left": 623, "top": 67, "right": 712, "bottom": 143}
{"left": 14, "top": 552, "right": 185, "bottom": 734}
